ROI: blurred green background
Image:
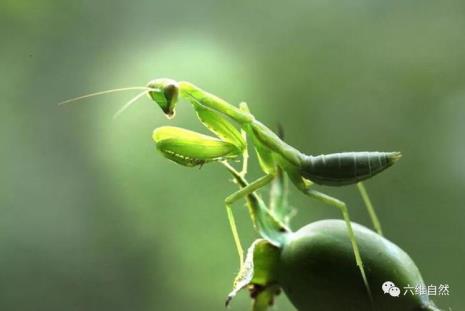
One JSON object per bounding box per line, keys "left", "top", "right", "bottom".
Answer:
{"left": 1, "top": 0, "right": 463, "bottom": 310}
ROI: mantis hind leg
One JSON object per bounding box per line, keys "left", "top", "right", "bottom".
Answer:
{"left": 224, "top": 174, "right": 275, "bottom": 267}
{"left": 357, "top": 182, "right": 383, "bottom": 236}
{"left": 301, "top": 187, "right": 373, "bottom": 304}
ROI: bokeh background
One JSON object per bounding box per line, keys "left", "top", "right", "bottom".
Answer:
{"left": 1, "top": 0, "right": 463, "bottom": 310}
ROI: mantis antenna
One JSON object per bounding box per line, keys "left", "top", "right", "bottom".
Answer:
{"left": 57, "top": 86, "right": 153, "bottom": 106}
{"left": 112, "top": 90, "right": 152, "bottom": 119}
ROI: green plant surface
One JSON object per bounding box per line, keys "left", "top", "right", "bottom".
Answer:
{"left": 279, "top": 220, "right": 440, "bottom": 311}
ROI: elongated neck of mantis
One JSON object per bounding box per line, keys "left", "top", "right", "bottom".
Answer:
{"left": 178, "top": 81, "right": 254, "bottom": 124}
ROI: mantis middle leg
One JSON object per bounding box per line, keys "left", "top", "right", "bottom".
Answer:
{"left": 224, "top": 174, "right": 275, "bottom": 267}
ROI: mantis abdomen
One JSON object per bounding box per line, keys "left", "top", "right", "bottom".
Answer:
{"left": 301, "top": 152, "right": 401, "bottom": 186}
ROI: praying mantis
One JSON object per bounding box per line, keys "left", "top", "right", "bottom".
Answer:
{"left": 60, "top": 78, "right": 401, "bottom": 298}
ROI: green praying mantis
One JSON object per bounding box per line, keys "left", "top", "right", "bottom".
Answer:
{"left": 60, "top": 78, "right": 401, "bottom": 298}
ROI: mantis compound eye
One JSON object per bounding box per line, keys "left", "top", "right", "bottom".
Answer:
{"left": 146, "top": 78, "right": 179, "bottom": 118}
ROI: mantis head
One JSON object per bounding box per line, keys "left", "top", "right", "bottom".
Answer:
{"left": 146, "top": 78, "right": 179, "bottom": 118}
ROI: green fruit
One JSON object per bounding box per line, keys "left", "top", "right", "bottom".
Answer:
{"left": 278, "top": 220, "right": 440, "bottom": 311}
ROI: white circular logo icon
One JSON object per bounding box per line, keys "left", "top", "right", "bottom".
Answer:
{"left": 382, "top": 281, "right": 400, "bottom": 297}
{"left": 382, "top": 281, "right": 395, "bottom": 294}
{"left": 389, "top": 286, "right": 401, "bottom": 297}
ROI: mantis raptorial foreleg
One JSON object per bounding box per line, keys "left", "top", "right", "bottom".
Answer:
{"left": 357, "top": 182, "right": 383, "bottom": 236}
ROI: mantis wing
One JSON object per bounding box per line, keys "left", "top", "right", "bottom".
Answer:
{"left": 192, "top": 101, "right": 246, "bottom": 151}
